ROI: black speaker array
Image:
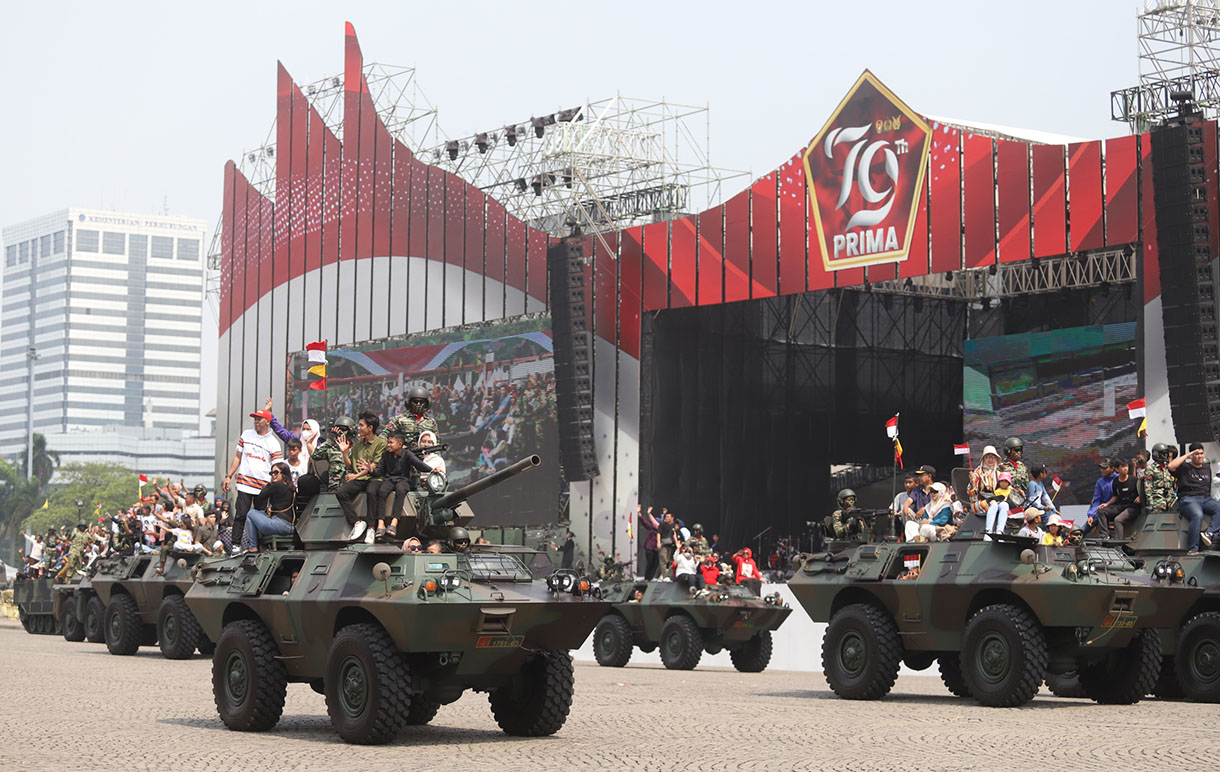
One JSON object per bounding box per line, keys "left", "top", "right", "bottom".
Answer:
{"left": 547, "top": 241, "right": 600, "bottom": 481}
{"left": 1151, "top": 122, "right": 1220, "bottom": 442}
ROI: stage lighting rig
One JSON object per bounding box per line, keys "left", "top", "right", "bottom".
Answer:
{"left": 531, "top": 116, "right": 548, "bottom": 138}
{"left": 476, "top": 133, "right": 489, "bottom": 153}
{"left": 505, "top": 125, "right": 518, "bottom": 146}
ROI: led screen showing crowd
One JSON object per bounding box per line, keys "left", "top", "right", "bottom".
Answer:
{"left": 963, "top": 322, "right": 1140, "bottom": 505}
{"left": 286, "top": 316, "right": 561, "bottom": 526}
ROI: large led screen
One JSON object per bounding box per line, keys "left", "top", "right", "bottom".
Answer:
{"left": 286, "top": 316, "right": 561, "bottom": 526}
{"left": 963, "top": 322, "right": 1139, "bottom": 505}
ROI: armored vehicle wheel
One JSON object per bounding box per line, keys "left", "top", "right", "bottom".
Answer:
{"left": 903, "top": 652, "right": 935, "bottom": 672}
{"left": 729, "top": 630, "right": 773, "bottom": 673}
{"left": 488, "top": 650, "right": 574, "bottom": 737}
{"left": 938, "top": 655, "right": 970, "bottom": 697}
{"left": 213, "top": 619, "right": 287, "bottom": 732}
{"left": 19, "top": 612, "right": 31, "bottom": 634}
{"left": 960, "top": 604, "right": 1047, "bottom": 707}
{"left": 1176, "top": 612, "right": 1220, "bottom": 702}
{"left": 197, "top": 638, "right": 216, "bottom": 657}
{"left": 1079, "top": 628, "right": 1159, "bottom": 705}
{"left": 158, "top": 595, "right": 202, "bottom": 660}
{"left": 404, "top": 696, "right": 441, "bottom": 725}
{"left": 592, "top": 614, "right": 633, "bottom": 668}
{"left": 659, "top": 616, "right": 703, "bottom": 671}
{"left": 1044, "top": 671, "right": 1087, "bottom": 699}
{"left": 324, "top": 624, "right": 411, "bottom": 744}
{"left": 63, "top": 604, "right": 85, "bottom": 642}
{"left": 1153, "top": 657, "right": 1185, "bottom": 700}
{"left": 822, "top": 604, "right": 901, "bottom": 700}
{"left": 84, "top": 596, "right": 105, "bottom": 643}
{"left": 104, "top": 594, "right": 143, "bottom": 655}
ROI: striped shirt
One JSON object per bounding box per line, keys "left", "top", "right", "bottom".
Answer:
{"left": 234, "top": 429, "right": 282, "bottom": 495}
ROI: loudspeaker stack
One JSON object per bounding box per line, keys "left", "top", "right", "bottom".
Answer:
{"left": 547, "top": 241, "right": 600, "bottom": 481}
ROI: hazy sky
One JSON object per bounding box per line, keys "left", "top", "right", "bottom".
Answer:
{"left": 0, "top": 1, "right": 1139, "bottom": 421}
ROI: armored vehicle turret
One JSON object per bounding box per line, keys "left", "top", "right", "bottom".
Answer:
{"left": 789, "top": 532, "right": 1202, "bottom": 707}
{"left": 185, "top": 456, "right": 611, "bottom": 745}
{"left": 592, "top": 579, "right": 791, "bottom": 672}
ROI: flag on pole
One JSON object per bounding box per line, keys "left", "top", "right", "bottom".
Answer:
{"left": 41, "top": 498, "right": 48, "bottom": 510}
{"left": 1137, "top": 417, "right": 1148, "bottom": 438}
{"left": 885, "top": 415, "right": 899, "bottom": 439}
{"left": 1051, "top": 476, "right": 1063, "bottom": 492}
{"left": 138, "top": 474, "right": 148, "bottom": 487}
{"left": 953, "top": 443, "right": 970, "bottom": 456}
{"left": 893, "top": 438, "right": 904, "bottom": 469}
{"left": 306, "top": 341, "right": 328, "bottom": 391}
{"left": 1127, "top": 398, "right": 1146, "bottom": 419}
{"left": 308, "top": 364, "right": 327, "bottom": 378}
{"left": 309, "top": 378, "right": 328, "bottom": 391}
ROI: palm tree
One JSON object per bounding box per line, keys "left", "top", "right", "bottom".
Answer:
{"left": 0, "top": 459, "right": 41, "bottom": 563}
{"left": 21, "top": 433, "right": 59, "bottom": 487}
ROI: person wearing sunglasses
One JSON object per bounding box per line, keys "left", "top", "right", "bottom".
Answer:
{"left": 243, "top": 462, "right": 298, "bottom": 556}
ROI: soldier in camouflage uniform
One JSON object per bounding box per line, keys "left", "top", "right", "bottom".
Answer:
{"left": 310, "top": 416, "right": 356, "bottom": 493}
{"left": 686, "top": 523, "right": 710, "bottom": 555}
{"left": 114, "top": 513, "right": 140, "bottom": 556}
{"left": 596, "top": 556, "right": 631, "bottom": 582}
{"left": 831, "top": 489, "right": 866, "bottom": 540}
{"left": 1143, "top": 442, "right": 1178, "bottom": 513}
{"left": 381, "top": 385, "right": 439, "bottom": 448}
{"left": 56, "top": 523, "right": 91, "bottom": 582}
{"left": 999, "top": 437, "right": 1029, "bottom": 506}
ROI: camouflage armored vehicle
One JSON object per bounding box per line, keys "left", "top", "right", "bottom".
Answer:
{"left": 91, "top": 547, "right": 214, "bottom": 658}
{"left": 55, "top": 572, "right": 108, "bottom": 644}
{"left": 789, "top": 532, "right": 1202, "bottom": 707}
{"left": 185, "top": 456, "right": 610, "bottom": 745}
{"left": 591, "top": 579, "right": 791, "bottom": 671}
{"left": 12, "top": 574, "right": 60, "bottom": 635}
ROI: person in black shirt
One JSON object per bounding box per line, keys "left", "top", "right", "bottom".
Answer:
{"left": 364, "top": 431, "right": 433, "bottom": 541}
{"left": 243, "top": 462, "right": 298, "bottom": 553}
{"left": 1170, "top": 442, "right": 1220, "bottom": 553}
{"left": 557, "top": 530, "right": 575, "bottom": 569}
{"left": 1099, "top": 459, "right": 1141, "bottom": 539}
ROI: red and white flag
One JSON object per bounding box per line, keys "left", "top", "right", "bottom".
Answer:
{"left": 885, "top": 414, "right": 899, "bottom": 439}
{"left": 1051, "top": 475, "right": 1064, "bottom": 492}
{"left": 306, "top": 340, "right": 328, "bottom": 365}
{"left": 1127, "top": 398, "right": 1146, "bottom": 419}
{"left": 953, "top": 443, "right": 970, "bottom": 456}
{"left": 138, "top": 474, "right": 148, "bottom": 487}
{"left": 903, "top": 554, "right": 920, "bottom": 571}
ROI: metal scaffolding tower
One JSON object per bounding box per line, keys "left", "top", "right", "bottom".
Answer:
{"left": 1112, "top": 1, "right": 1220, "bottom": 130}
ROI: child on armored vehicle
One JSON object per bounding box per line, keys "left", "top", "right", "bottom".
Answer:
{"left": 360, "top": 430, "right": 434, "bottom": 542}
{"left": 983, "top": 472, "right": 1016, "bottom": 537}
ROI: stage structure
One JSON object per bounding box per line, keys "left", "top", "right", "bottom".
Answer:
{"left": 217, "top": 23, "right": 1214, "bottom": 570}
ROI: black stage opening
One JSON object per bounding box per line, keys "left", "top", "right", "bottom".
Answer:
{"left": 640, "top": 290, "right": 965, "bottom": 559}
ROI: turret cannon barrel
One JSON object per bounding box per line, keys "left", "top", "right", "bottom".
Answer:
{"left": 433, "top": 455, "right": 541, "bottom": 510}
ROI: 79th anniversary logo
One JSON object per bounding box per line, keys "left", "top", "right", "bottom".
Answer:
{"left": 803, "top": 71, "right": 932, "bottom": 271}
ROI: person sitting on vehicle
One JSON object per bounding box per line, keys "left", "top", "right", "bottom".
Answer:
{"left": 242, "top": 462, "right": 297, "bottom": 556}
{"left": 1083, "top": 458, "right": 1118, "bottom": 539}
{"left": 417, "top": 430, "right": 446, "bottom": 476}
{"left": 1041, "top": 513, "right": 1067, "bottom": 546}
{"left": 448, "top": 527, "right": 471, "bottom": 553}
{"left": 1099, "top": 459, "right": 1141, "bottom": 540}
{"left": 985, "top": 472, "right": 1015, "bottom": 537}
{"left": 1024, "top": 464, "right": 1059, "bottom": 520}
{"left": 1017, "top": 511, "right": 1044, "bottom": 540}
{"left": 424, "top": 540, "right": 443, "bottom": 554}
{"left": 969, "top": 445, "right": 1003, "bottom": 516}
{"left": 629, "top": 588, "right": 645, "bottom": 602}
{"left": 672, "top": 546, "right": 705, "bottom": 592}
{"left": 699, "top": 552, "right": 722, "bottom": 586}
{"left": 364, "top": 430, "right": 433, "bottom": 541}
{"left": 402, "top": 536, "right": 423, "bottom": 553}
{"left": 732, "top": 548, "right": 763, "bottom": 595}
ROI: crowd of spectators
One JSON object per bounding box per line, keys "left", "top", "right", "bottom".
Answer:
{"left": 625, "top": 504, "right": 763, "bottom": 595}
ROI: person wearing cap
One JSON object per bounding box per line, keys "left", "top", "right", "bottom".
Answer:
{"left": 902, "top": 465, "right": 936, "bottom": 522}
{"left": 1041, "top": 513, "right": 1067, "bottom": 546}
{"left": 1083, "top": 458, "right": 1118, "bottom": 538}
{"left": 984, "top": 472, "right": 1015, "bottom": 536}
{"left": 969, "top": 446, "right": 1003, "bottom": 516}
{"left": 907, "top": 481, "right": 953, "bottom": 542}
{"left": 1017, "top": 510, "right": 1044, "bottom": 540}
{"left": 1171, "top": 442, "right": 1220, "bottom": 553}
{"left": 221, "top": 407, "right": 283, "bottom": 553}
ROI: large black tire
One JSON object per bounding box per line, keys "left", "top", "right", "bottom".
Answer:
{"left": 592, "top": 614, "right": 634, "bottom": 668}
{"left": 938, "top": 655, "right": 970, "bottom": 697}
{"left": 822, "top": 604, "right": 902, "bottom": 700}
{"left": 62, "top": 603, "right": 85, "bottom": 642}
{"left": 729, "top": 630, "right": 774, "bottom": 673}
{"left": 1154, "top": 657, "right": 1185, "bottom": 700}
{"left": 1176, "top": 611, "right": 1220, "bottom": 702}
{"left": 1045, "top": 671, "right": 1088, "bottom": 699}
{"left": 84, "top": 596, "right": 105, "bottom": 643}
{"left": 1079, "top": 629, "right": 1160, "bottom": 705}
{"left": 659, "top": 616, "right": 703, "bottom": 671}
{"left": 324, "top": 623, "right": 411, "bottom": 744}
{"left": 404, "top": 696, "right": 441, "bottom": 726}
{"left": 960, "top": 604, "right": 1047, "bottom": 707}
{"left": 158, "top": 595, "right": 202, "bottom": 660}
{"left": 488, "top": 650, "right": 574, "bottom": 737}
{"left": 213, "top": 619, "right": 287, "bottom": 732}
{"left": 104, "top": 594, "right": 143, "bottom": 656}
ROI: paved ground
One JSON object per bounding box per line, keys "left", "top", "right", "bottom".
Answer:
{"left": 0, "top": 619, "right": 1209, "bottom": 771}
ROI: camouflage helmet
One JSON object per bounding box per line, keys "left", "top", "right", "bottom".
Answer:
{"left": 1152, "top": 442, "right": 1174, "bottom": 462}
{"left": 837, "top": 488, "right": 857, "bottom": 505}
{"left": 691, "top": 523, "right": 704, "bottom": 535}
{"left": 407, "top": 385, "right": 431, "bottom": 410}
{"left": 1004, "top": 437, "right": 1023, "bottom": 453}
{"left": 331, "top": 415, "right": 356, "bottom": 432}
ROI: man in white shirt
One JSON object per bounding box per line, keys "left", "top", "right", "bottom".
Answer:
{"left": 221, "top": 408, "right": 283, "bottom": 552}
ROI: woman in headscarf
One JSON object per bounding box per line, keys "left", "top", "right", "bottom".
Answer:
{"left": 263, "top": 396, "right": 321, "bottom": 456}
{"left": 969, "top": 445, "right": 1003, "bottom": 516}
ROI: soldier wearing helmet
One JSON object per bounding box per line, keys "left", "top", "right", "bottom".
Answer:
{"left": 831, "top": 489, "right": 864, "bottom": 541}
{"left": 687, "top": 523, "right": 709, "bottom": 555}
{"left": 448, "top": 526, "right": 471, "bottom": 553}
{"left": 1142, "top": 443, "right": 1178, "bottom": 515}
{"left": 999, "top": 437, "right": 1028, "bottom": 507}
{"left": 309, "top": 416, "right": 357, "bottom": 494}
{"left": 381, "top": 385, "right": 439, "bottom": 447}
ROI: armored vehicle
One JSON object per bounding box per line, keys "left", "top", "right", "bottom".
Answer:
{"left": 592, "top": 579, "right": 790, "bottom": 672}
{"left": 91, "top": 548, "right": 214, "bottom": 659}
{"left": 56, "top": 572, "right": 108, "bottom": 644}
{"left": 12, "top": 574, "right": 60, "bottom": 635}
{"left": 185, "top": 456, "right": 610, "bottom": 745}
{"left": 789, "top": 532, "right": 1202, "bottom": 707}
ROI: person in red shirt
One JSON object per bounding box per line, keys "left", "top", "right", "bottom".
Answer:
{"left": 699, "top": 552, "right": 722, "bottom": 586}
{"left": 732, "top": 547, "right": 763, "bottom": 595}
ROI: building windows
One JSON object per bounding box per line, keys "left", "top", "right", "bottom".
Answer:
{"left": 129, "top": 234, "right": 148, "bottom": 259}
{"left": 176, "top": 238, "right": 200, "bottom": 261}
{"left": 102, "top": 232, "right": 126, "bottom": 255}
{"left": 53, "top": 231, "right": 65, "bottom": 254}
{"left": 77, "top": 230, "right": 99, "bottom": 253}
{"left": 4, "top": 245, "right": 13, "bottom": 267}
{"left": 18, "top": 241, "right": 30, "bottom": 263}
{"left": 39, "top": 235, "right": 51, "bottom": 257}
{"left": 150, "top": 236, "right": 174, "bottom": 260}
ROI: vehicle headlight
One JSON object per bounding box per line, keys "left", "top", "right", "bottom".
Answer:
{"left": 426, "top": 471, "right": 447, "bottom": 494}
{"left": 439, "top": 572, "right": 462, "bottom": 591}
{"left": 1065, "top": 563, "right": 1080, "bottom": 581}
{"left": 546, "top": 570, "right": 577, "bottom": 594}
{"left": 1154, "top": 561, "right": 1169, "bottom": 581}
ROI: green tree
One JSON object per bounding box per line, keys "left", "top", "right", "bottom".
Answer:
{"left": 0, "top": 458, "right": 42, "bottom": 563}
{"left": 21, "top": 462, "right": 141, "bottom": 535}
{"left": 19, "top": 433, "right": 60, "bottom": 487}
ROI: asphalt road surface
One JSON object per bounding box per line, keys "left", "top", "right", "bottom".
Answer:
{"left": 0, "top": 619, "right": 1207, "bottom": 771}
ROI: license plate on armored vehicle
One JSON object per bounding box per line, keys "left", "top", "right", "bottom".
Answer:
{"left": 476, "top": 635, "right": 525, "bottom": 648}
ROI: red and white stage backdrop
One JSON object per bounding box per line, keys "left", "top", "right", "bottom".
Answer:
{"left": 219, "top": 23, "right": 1196, "bottom": 561}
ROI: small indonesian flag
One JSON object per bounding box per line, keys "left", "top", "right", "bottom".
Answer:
{"left": 308, "top": 364, "right": 327, "bottom": 378}
{"left": 138, "top": 474, "right": 148, "bottom": 487}
{"left": 1051, "top": 475, "right": 1064, "bottom": 492}
{"left": 953, "top": 443, "right": 970, "bottom": 456}
{"left": 885, "top": 414, "right": 899, "bottom": 439}
{"left": 903, "top": 554, "right": 920, "bottom": 571}
{"left": 1127, "top": 398, "right": 1146, "bottom": 419}
{"left": 309, "top": 378, "right": 328, "bottom": 391}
